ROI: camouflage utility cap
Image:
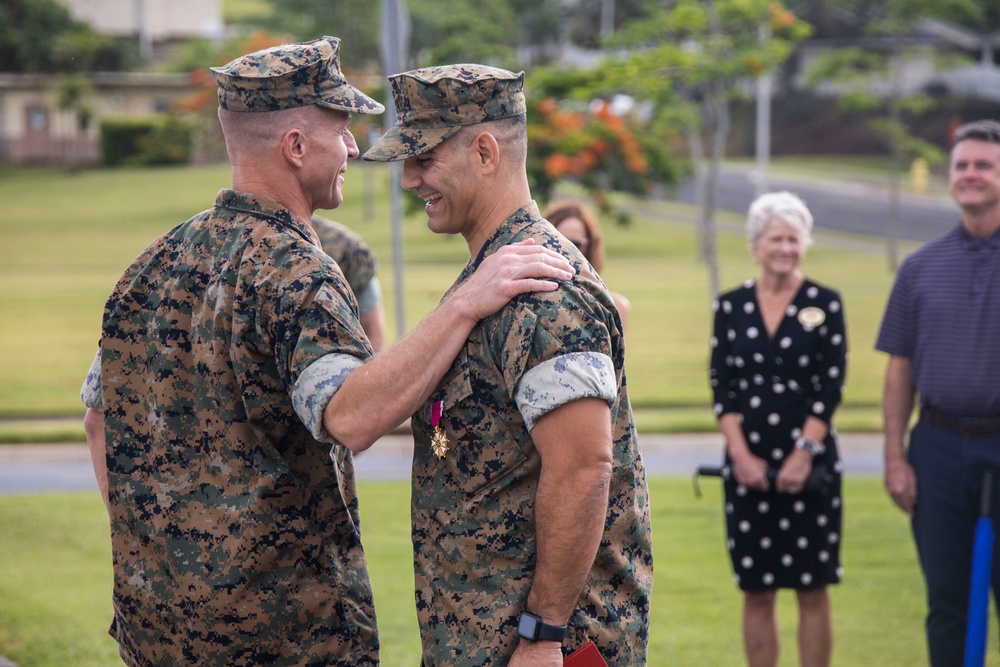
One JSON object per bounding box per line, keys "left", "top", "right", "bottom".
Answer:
{"left": 211, "top": 36, "right": 384, "bottom": 114}
{"left": 364, "top": 64, "right": 525, "bottom": 161}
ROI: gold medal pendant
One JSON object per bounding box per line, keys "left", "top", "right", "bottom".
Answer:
{"left": 431, "top": 426, "right": 450, "bottom": 459}
{"left": 430, "top": 400, "right": 449, "bottom": 458}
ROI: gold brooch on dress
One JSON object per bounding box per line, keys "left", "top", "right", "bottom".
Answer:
{"left": 798, "top": 306, "right": 826, "bottom": 327}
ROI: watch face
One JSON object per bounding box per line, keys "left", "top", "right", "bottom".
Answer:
{"left": 518, "top": 613, "right": 539, "bottom": 640}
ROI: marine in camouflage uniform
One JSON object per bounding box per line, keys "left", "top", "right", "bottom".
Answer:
{"left": 81, "top": 37, "right": 385, "bottom": 666}
{"left": 81, "top": 40, "right": 575, "bottom": 667}
{"left": 312, "top": 216, "right": 378, "bottom": 309}
{"left": 365, "top": 65, "right": 653, "bottom": 665}
{"left": 311, "top": 215, "right": 385, "bottom": 351}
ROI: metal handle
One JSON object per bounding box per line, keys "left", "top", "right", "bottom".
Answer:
{"left": 981, "top": 469, "right": 995, "bottom": 518}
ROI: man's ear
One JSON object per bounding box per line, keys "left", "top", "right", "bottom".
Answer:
{"left": 281, "top": 127, "right": 307, "bottom": 168}
{"left": 471, "top": 131, "right": 501, "bottom": 175}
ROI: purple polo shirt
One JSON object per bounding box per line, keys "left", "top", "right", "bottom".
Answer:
{"left": 876, "top": 223, "right": 1000, "bottom": 417}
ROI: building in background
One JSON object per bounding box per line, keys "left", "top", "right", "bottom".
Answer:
{"left": 0, "top": 72, "right": 193, "bottom": 165}
{"left": 0, "top": 0, "right": 224, "bottom": 165}
{"left": 57, "top": 0, "right": 224, "bottom": 61}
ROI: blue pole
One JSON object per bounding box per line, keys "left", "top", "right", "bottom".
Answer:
{"left": 964, "top": 468, "right": 995, "bottom": 667}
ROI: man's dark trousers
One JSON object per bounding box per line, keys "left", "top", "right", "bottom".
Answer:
{"left": 909, "top": 420, "right": 1000, "bottom": 666}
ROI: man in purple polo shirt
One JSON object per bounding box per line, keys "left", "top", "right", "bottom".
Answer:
{"left": 876, "top": 118, "right": 1000, "bottom": 667}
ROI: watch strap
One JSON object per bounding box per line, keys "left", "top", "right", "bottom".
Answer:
{"left": 795, "top": 437, "right": 826, "bottom": 455}
{"left": 517, "top": 611, "right": 568, "bottom": 642}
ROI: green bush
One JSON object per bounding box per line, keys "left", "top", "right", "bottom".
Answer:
{"left": 99, "top": 116, "right": 191, "bottom": 167}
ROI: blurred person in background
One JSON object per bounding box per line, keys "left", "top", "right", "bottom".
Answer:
{"left": 709, "top": 191, "right": 846, "bottom": 667}
{"left": 543, "top": 201, "right": 631, "bottom": 334}
{"left": 877, "top": 119, "right": 1000, "bottom": 667}
{"left": 312, "top": 215, "right": 386, "bottom": 351}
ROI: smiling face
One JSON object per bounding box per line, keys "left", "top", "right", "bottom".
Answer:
{"left": 950, "top": 138, "right": 1000, "bottom": 219}
{"left": 400, "top": 134, "right": 480, "bottom": 238}
{"left": 752, "top": 217, "right": 806, "bottom": 279}
{"left": 304, "top": 107, "right": 359, "bottom": 211}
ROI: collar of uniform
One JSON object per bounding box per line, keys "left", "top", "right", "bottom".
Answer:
{"left": 468, "top": 201, "right": 544, "bottom": 271}
{"left": 214, "top": 189, "right": 320, "bottom": 246}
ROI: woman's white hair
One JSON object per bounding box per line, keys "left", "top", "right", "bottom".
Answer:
{"left": 746, "top": 191, "right": 814, "bottom": 246}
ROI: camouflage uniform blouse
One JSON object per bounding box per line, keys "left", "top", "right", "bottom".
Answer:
{"left": 311, "top": 215, "right": 381, "bottom": 315}
{"left": 82, "top": 190, "right": 378, "bottom": 666}
{"left": 410, "top": 204, "right": 653, "bottom": 665}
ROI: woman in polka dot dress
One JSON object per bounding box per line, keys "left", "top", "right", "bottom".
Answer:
{"left": 709, "top": 191, "right": 846, "bottom": 667}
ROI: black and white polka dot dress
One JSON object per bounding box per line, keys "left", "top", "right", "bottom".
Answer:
{"left": 709, "top": 278, "right": 846, "bottom": 591}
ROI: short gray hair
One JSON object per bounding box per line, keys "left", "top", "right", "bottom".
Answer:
{"left": 953, "top": 119, "right": 1000, "bottom": 147}
{"left": 746, "top": 191, "right": 814, "bottom": 246}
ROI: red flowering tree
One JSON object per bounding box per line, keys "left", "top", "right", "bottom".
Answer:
{"left": 526, "top": 96, "right": 678, "bottom": 218}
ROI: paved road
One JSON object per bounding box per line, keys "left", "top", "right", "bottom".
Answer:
{"left": 0, "top": 432, "right": 883, "bottom": 496}
{"left": 672, "top": 164, "right": 959, "bottom": 242}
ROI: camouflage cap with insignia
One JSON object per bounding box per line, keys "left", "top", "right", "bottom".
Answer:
{"left": 211, "top": 36, "right": 385, "bottom": 115}
{"left": 363, "top": 64, "right": 525, "bottom": 162}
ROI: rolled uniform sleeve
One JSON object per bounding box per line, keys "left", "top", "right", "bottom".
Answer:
{"left": 491, "top": 284, "right": 619, "bottom": 431}
{"left": 269, "top": 272, "right": 372, "bottom": 445}
{"left": 80, "top": 350, "right": 103, "bottom": 410}
{"left": 292, "top": 353, "right": 365, "bottom": 443}
{"left": 515, "top": 351, "right": 616, "bottom": 431}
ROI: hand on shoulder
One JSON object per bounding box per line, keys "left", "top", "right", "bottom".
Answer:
{"left": 453, "top": 240, "right": 575, "bottom": 323}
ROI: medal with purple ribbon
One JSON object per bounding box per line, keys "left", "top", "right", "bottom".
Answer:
{"left": 430, "top": 400, "right": 449, "bottom": 458}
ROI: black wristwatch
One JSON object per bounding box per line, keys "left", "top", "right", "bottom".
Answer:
{"left": 517, "top": 611, "right": 567, "bottom": 643}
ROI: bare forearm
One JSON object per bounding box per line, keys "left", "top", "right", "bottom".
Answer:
{"left": 719, "top": 413, "right": 750, "bottom": 459}
{"left": 524, "top": 399, "right": 614, "bottom": 624}
{"left": 800, "top": 416, "right": 829, "bottom": 443}
{"left": 526, "top": 461, "right": 612, "bottom": 624}
{"left": 325, "top": 241, "right": 574, "bottom": 452}
{"left": 325, "top": 301, "right": 475, "bottom": 451}
{"left": 84, "top": 408, "right": 110, "bottom": 516}
{"left": 882, "top": 355, "right": 917, "bottom": 514}
{"left": 882, "top": 356, "right": 915, "bottom": 464}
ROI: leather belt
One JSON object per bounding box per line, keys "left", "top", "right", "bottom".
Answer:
{"left": 921, "top": 407, "right": 1000, "bottom": 437}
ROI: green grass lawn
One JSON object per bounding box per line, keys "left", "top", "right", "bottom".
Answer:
{"left": 5, "top": 477, "right": 992, "bottom": 666}
{"left": 0, "top": 162, "right": 908, "bottom": 437}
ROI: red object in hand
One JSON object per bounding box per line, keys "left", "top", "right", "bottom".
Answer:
{"left": 564, "top": 641, "right": 608, "bottom": 666}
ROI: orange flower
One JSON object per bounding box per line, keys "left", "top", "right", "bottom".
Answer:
{"left": 769, "top": 2, "right": 798, "bottom": 29}
{"left": 538, "top": 98, "right": 559, "bottom": 115}
{"left": 573, "top": 150, "right": 599, "bottom": 173}
{"left": 545, "top": 153, "right": 573, "bottom": 179}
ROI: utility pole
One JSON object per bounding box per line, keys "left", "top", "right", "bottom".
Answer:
{"left": 754, "top": 22, "right": 771, "bottom": 197}
{"left": 380, "top": 0, "right": 410, "bottom": 340}
{"left": 135, "top": 0, "right": 152, "bottom": 62}
{"left": 600, "top": 0, "right": 615, "bottom": 39}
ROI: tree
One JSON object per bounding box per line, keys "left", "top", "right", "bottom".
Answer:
{"left": 407, "top": 0, "right": 521, "bottom": 68}
{"left": 169, "top": 31, "right": 292, "bottom": 160}
{"left": 245, "top": 0, "right": 380, "bottom": 69}
{"left": 606, "top": 0, "right": 811, "bottom": 296}
{"left": 804, "top": 0, "right": 988, "bottom": 271}
{"left": 55, "top": 73, "right": 94, "bottom": 167}
{"left": 233, "top": 0, "right": 663, "bottom": 71}
{"left": 0, "top": 0, "right": 136, "bottom": 73}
